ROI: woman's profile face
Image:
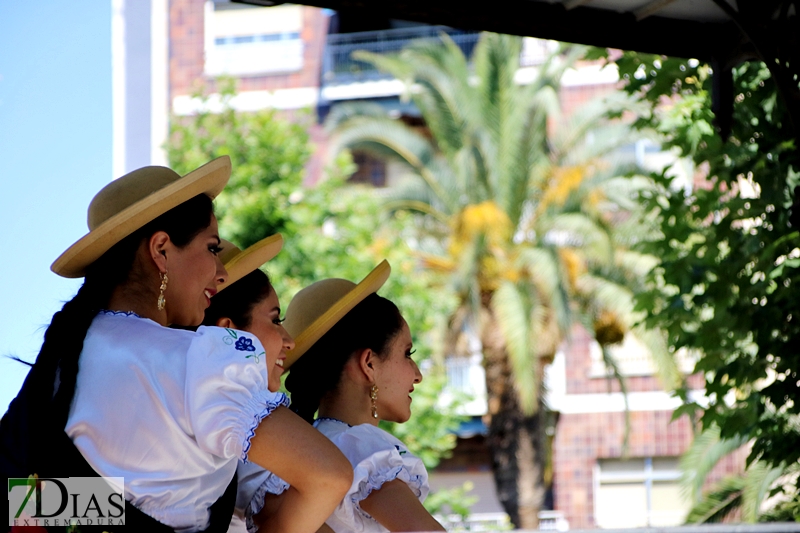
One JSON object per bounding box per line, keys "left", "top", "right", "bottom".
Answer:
{"left": 372, "top": 318, "right": 422, "bottom": 423}
{"left": 164, "top": 215, "right": 227, "bottom": 326}
{"left": 245, "top": 289, "right": 295, "bottom": 392}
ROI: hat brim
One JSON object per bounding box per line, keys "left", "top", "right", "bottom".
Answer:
{"left": 217, "top": 234, "right": 283, "bottom": 292}
{"left": 51, "top": 157, "right": 231, "bottom": 278}
{"left": 285, "top": 260, "right": 391, "bottom": 368}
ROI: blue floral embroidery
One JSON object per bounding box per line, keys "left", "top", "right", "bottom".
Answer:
{"left": 394, "top": 444, "right": 407, "bottom": 456}
{"left": 235, "top": 337, "right": 256, "bottom": 352}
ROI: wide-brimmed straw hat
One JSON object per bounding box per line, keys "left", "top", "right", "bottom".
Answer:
{"left": 283, "top": 260, "right": 391, "bottom": 368}
{"left": 52, "top": 156, "right": 231, "bottom": 278}
{"left": 216, "top": 234, "right": 284, "bottom": 292}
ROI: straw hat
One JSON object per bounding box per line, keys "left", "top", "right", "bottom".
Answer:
{"left": 283, "top": 260, "right": 391, "bottom": 368}
{"left": 52, "top": 156, "right": 231, "bottom": 278}
{"left": 216, "top": 234, "right": 284, "bottom": 292}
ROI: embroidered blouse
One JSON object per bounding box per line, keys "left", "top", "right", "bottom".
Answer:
{"left": 65, "top": 311, "right": 289, "bottom": 533}
{"left": 228, "top": 418, "right": 429, "bottom": 533}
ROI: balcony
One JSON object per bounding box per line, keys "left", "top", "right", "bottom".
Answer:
{"left": 322, "top": 25, "right": 557, "bottom": 95}
{"left": 322, "top": 26, "right": 480, "bottom": 86}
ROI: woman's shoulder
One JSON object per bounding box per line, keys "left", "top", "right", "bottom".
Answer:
{"left": 315, "top": 420, "right": 411, "bottom": 462}
{"left": 88, "top": 310, "right": 197, "bottom": 353}
{"left": 87, "top": 316, "right": 264, "bottom": 365}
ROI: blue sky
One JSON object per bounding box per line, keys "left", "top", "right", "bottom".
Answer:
{"left": 0, "top": 1, "right": 112, "bottom": 413}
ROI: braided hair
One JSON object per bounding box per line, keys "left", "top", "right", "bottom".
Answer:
{"left": 8, "top": 194, "right": 215, "bottom": 473}
{"left": 285, "top": 293, "right": 403, "bottom": 423}
{"left": 202, "top": 269, "right": 273, "bottom": 329}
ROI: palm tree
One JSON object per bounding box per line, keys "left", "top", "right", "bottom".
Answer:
{"left": 679, "top": 424, "right": 798, "bottom": 523}
{"left": 327, "top": 33, "right": 669, "bottom": 528}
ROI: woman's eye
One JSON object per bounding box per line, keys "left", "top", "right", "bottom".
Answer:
{"left": 406, "top": 349, "right": 416, "bottom": 358}
{"left": 209, "top": 245, "right": 222, "bottom": 256}
{"left": 273, "top": 317, "right": 285, "bottom": 325}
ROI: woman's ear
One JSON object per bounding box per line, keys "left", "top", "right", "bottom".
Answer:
{"left": 216, "top": 317, "right": 236, "bottom": 329}
{"left": 357, "top": 347, "right": 378, "bottom": 383}
{"left": 148, "top": 230, "right": 171, "bottom": 272}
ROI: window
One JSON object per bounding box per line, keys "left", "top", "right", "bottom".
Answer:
{"left": 589, "top": 334, "right": 696, "bottom": 377}
{"left": 348, "top": 151, "right": 387, "bottom": 187}
{"left": 594, "top": 457, "right": 688, "bottom": 528}
{"left": 205, "top": 2, "right": 304, "bottom": 76}
{"left": 443, "top": 354, "right": 488, "bottom": 416}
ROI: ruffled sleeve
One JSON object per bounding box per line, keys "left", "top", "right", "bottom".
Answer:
{"left": 321, "top": 423, "right": 429, "bottom": 531}
{"left": 185, "top": 326, "right": 289, "bottom": 462}
{"left": 234, "top": 461, "right": 289, "bottom": 533}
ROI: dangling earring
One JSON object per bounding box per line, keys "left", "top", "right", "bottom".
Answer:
{"left": 370, "top": 384, "right": 379, "bottom": 419}
{"left": 157, "top": 270, "right": 168, "bottom": 311}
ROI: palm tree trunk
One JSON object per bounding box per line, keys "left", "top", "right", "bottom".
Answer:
{"left": 482, "top": 310, "right": 546, "bottom": 530}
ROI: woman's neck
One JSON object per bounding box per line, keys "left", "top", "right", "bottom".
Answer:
{"left": 107, "top": 281, "right": 166, "bottom": 326}
{"left": 318, "top": 385, "right": 379, "bottom": 427}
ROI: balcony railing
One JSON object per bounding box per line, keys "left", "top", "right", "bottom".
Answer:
{"left": 323, "top": 25, "right": 481, "bottom": 85}
{"left": 322, "top": 27, "right": 559, "bottom": 91}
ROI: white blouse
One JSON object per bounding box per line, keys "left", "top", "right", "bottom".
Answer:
{"left": 228, "top": 463, "right": 288, "bottom": 533}
{"left": 228, "top": 418, "right": 429, "bottom": 533}
{"left": 65, "top": 311, "right": 289, "bottom": 533}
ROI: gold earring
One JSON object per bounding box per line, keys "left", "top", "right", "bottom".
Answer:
{"left": 370, "top": 384, "right": 379, "bottom": 419}
{"left": 157, "top": 271, "right": 168, "bottom": 311}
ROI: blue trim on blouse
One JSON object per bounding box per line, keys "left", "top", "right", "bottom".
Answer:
{"left": 98, "top": 309, "right": 142, "bottom": 318}
{"left": 316, "top": 416, "right": 352, "bottom": 427}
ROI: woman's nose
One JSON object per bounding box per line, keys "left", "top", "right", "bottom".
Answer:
{"left": 282, "top": 328, "right": 296, "bottom": 351}
{"left": 215, "top": 256, "right": 228, "bottom": 285}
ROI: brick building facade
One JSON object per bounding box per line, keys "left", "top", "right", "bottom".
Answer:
{"left": 549, "top": 325, "right": 745, "bottom": 529}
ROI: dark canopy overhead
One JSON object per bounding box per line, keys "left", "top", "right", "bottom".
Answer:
{"left": 234, "top": 0, "right": 771, "bottom": 61}
{"left": 234, "top": 0, "right": 800, "bottom": 136}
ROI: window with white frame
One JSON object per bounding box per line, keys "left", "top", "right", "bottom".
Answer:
{"left": 594, "top": 457, "right": 688, "bottom": 528}
{"left": 205, "top": 1, "right": 304, "bottom": 76}
{"left": 589, "top": 334, "right": 696, "bottom": 377}
{"left": 443, "top": 353, "right": 488, "bottom": 416}
{"left": 438, "top": 325, "right": 488, "bottom": 416}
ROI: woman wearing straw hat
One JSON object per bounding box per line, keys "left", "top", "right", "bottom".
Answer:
{"left": 216, "top": 262, "right": 445, "bottom": 532}
{"left": 200, "top": 235, "right": 323, "bottom": 533}
{"left": 0, "top": 158, "right": 351, "bottom": 533}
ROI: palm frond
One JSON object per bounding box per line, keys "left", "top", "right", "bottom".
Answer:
{"left": 680, "top": 425, "right": 750, "bottom": 503}
{"left": 492, "top": 281, "right": 538, "bottom": 414}
{"left": 544, "top": 213, "right": 615, "bottom": 265}
{"left": 740, "top": 461, "right": 785, "bottom": 522}
{"left": 685, "top": 475, "right": 745, "bottom": 524}
{"left": 633, "top": 325, "right": 683, "bottom": 391}
{"left": 330, "top": 115, "right": 462, "bottom": 215}
{"left": 323, "top": 100, "right": 392, "bottom": 132}
{"left": 601, "top": 344, "right": 631, "bottom": 455}
{"left": 516, "top": 247, "right": 572, "bottom": 335}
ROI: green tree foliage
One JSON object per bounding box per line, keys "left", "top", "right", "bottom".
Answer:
{"left": 602, "top": 50, "right": 800, "bottom": 519}
{"left": 168, "top": 78, "right": 312, "bottom": 246}
{"left": 166, "top": 80, "right": 463, "bottom": 474}
{"left": 328, "top": 34, "right": 653, "bottom": 528}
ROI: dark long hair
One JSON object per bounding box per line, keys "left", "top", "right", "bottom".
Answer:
{"left": 3, "top": 194, "right": 214, "bottom": 475}
{"left": 202, "top": 269, "right": 273, "bottom": 329}
{"left": 285, "top": 293, "right": 403, "bottom": 423}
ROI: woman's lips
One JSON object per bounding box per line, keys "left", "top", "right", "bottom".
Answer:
{"left": 203, "top": 289, "right": 217, "bottom": 306}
